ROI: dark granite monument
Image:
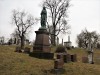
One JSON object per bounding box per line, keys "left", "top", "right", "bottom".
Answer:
{"left": 33, "top": 7, "right": 51, "bottom": 53}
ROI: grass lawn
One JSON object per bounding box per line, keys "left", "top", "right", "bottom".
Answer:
{"left": 0, "top": 45, "right": 100, "bottom": 75}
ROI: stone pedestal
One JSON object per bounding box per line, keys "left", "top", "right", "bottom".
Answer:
{"left": 33, "top": 28, "right": 51, "bottom": 53}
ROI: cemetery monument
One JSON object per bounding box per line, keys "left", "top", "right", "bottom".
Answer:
{"left": 33, "top": 7, "right": 51, "bottom": 53}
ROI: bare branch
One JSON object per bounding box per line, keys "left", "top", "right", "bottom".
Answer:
{"left": 11, "top": 9, "right": 36, "bottom": 49}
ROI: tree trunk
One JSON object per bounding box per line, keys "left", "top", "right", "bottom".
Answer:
{"left": 21, "top": 36, "right": 24, "bottom": 49}
{"left": 53, "top": 25, "right": 56, "bottom": 46}
{"left": 51, "top": 34, "right": 54, "bottom": 45}
{"left": 52, "top": 34, "right": 56, "bottom": 46}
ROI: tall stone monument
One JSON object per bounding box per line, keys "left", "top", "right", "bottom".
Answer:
{"left": 87, "top": 36, "right": 94, "bottom": 64}
{"left": 33, "top": 7, "right": 51, "bottom": 53}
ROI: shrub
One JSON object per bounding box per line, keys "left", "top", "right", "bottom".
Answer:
{"left": 55, "top": 45, "right": 66, "bottom": 53}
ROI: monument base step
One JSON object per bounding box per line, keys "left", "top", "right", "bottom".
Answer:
{"left": 29, "top": 52, "right": 54, "bottom": 59}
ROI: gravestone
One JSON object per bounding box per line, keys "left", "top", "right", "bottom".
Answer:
{"left": 66, "top": 54, "right": 71, "bottom": 62}
{"left": 63, "top": 54, "right": 67, "bottom": 63}
{"left": 54, "top": 59, "right": 64, "bottom": 69}
{"left": 57, "top": 37, "right": 59, "bottom": 46}
{"left": 88, "top": 51, "right": 94, "bottom": 64}
{"left": 71, "top": 54, "right": 77, "bottom": 62}
{"left": 87, "top": 36, "right": 94, "bottom": 64}
{"left": 56, "top": 53, "right": 67, "bottom": 63}
{"left": 54, "top": 53, "right": 64, "bottom": 69}
{"left": 62, "top": 39, "right": 63, "bottom": 46}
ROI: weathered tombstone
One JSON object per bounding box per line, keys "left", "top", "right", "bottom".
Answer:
{"left": 66, "top": 54, "right": 71, "bottom": 62}
{"left": 71, "top": 54, "right": 77, "bottom": 62}
{"left": 55, "top": 45, "right": 67, "bottom": 62}
{"left": 56, "top": 53, "right": 67, "bottom": 63}
{"left": 56, "top": 53, "right": 63, "bottom": 59}
{"left": 56, "top": 53, "right": 77, "bottom": 63}
{"left": 54, "top": 59, "right": 64, "bottom": 69}
{"left": 57, "top": 37, "right": 59, "bottom": 46}
{"left": 82, "top": 57, "right": 88, "bottom": 63}
{"left": 88, "top": 51, "right": 94, "bottom": 64}
{"left": 54, "top": 45, "right": 66, "bottom": 71}
{"left": 87, "top": 36, "right": 94, "bottom": 64}
{"left": 62, "top": 39, "right": 63, "bottom": 46}
{"left": 54, "top": 59, "right": 59, "bottom": 69}
{"left": 63, "top": 53, "right": 67, "bottom": 63}
{"left": 53, "top": 58, "right": 65, "bottom": 75}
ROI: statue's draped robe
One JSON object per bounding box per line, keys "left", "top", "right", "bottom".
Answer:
{"left": 41, "top": 7, "right": 47, "bottom": 28}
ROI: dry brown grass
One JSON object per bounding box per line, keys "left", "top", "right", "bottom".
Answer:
{"left": 0, "top": 45, "right": 100, "bottom": 75}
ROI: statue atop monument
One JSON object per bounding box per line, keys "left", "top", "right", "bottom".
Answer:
{"left": 41, "top": 6, "right": 47, "bottom": 28}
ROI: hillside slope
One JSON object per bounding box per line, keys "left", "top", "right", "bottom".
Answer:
{"left": 0, "top": 45, "right": 100, "bottom": 75}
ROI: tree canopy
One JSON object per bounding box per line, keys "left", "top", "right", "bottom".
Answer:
{"left": 43, "top": 0, "right": 70, "bottom": 45}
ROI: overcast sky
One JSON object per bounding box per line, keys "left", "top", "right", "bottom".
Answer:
{"left": 0, "top": 0, "right": 100, "bottom": 46}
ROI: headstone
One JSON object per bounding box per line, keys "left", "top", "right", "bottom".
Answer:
{"left": 54, "top": 59, "right": 64, "bottom": 69}
{"left": 88, "top": 52, "right": 94, "bottom": 64}
{"left": 66, "top": 54, "right": 71, "bottom": 62}
{"left": 62, "top": 39, "right": 63, "bottom": 46}
{"left": 54, "top": 59, "right": 59, "bottom": 69}
{"left": 87, "top": 36, "right": 94, "bottom": 64}
{"left": 71, "top": 54, "right": 77, "bottom": 62}
{"left": 54, "top": 53, "right": 65, "bottom": 71}
{"left": 57, "top": 37, "right": 59, "bottom": 46}
{"left": 56, "top": 53, "right": 67, "bottom": 63}
{"left": 68, "top": 36, "right": 70, "bottom": 42}
{"left": 56, "top": 53, "right": 63, "bottom": 59}
{"left": 63, "top": 54, "right": 67, "bottom": 63}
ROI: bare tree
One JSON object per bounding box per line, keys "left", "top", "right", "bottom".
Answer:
{"left": 76, "top": 29, "right": 99, "bottom": 48}
{"left": 43, "top": 0, "right": 70, "bottom": 46}
{"left": 12, "top": 9, "right": 36, "bottom": 49}
{"left": 0, "top": 36, "right": 5, "bottom": 45}
{"left": 77, "top": 29, "right": 100, "bottom": 64}
{"left": 11, "top": 29, "right": 20, "bottom": 44}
